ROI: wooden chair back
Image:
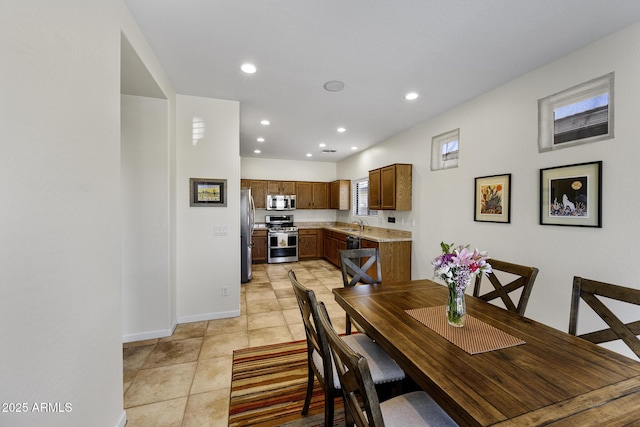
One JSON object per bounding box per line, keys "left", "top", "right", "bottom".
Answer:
{"left": 340, "top": 248, "right": 382, "bottom": 334}
{"left": 569, "top": 276, "right": 640, "bottom": 359}
{"left": 316, "top": 301, "right": 385, "bottom": 427}
{"left": 473, "top": 259, "right": 538, "bottom": 316}
{"left": 340, "top": 247, "right": 382, "bottom": 287}
{"left": 288, "top": 270, "right": 339, "bottom": 421}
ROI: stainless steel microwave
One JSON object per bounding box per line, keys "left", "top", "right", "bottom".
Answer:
{"left": 266, "top": 194, "right": 296, "bottom": 211}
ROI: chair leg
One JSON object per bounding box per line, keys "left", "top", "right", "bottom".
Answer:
{"left": 302, "top": 359, "right": 314, "bottom": 415}
{"left": 323, "top": 391, "right": 334, "bottom": 427}
{"left": 345, "top": 313, "right": 352, "bottom": 335}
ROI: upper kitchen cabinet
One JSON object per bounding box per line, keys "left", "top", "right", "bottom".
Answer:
{"left": 242, "top": 180, "right": 268, "bottom": 209}
{"left": 297, "top": 181, "right": 329, "bottom": 209}
{"left": 267, "top": 180, "right": 296, "bottom": 195}
{"left": 330, "top": 179, "right": 350, "bottom": 210}
{"left": 368, "top": 164, "right": 412, "bottom": 210}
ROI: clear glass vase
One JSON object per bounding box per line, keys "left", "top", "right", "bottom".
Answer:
{"left": 447, "top": 286, "right": 466, "bottom": 327}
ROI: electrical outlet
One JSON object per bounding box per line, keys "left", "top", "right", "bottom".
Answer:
{"left": 214, "top": 226, "right": 228, "bottom": 236}
{"left": 222, "top": 287, "right": 229, "bottom": 296}
{"left": 388, "top": 217, "right": 396, "bottom": 223}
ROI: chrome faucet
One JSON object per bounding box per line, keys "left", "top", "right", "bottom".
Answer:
{"left": 352, "top": 219, "right": 364, "bottom": 232}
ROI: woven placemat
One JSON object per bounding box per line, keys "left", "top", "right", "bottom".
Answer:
{"left": 405, "top": 306, "right": 525, "bottom": 355}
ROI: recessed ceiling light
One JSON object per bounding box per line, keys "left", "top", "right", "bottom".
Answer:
{"left": 337, "top": 127, "right": 346, "bottom": 133}
{"left": 405, "top": 92, "right": 419, "bottom": 100}
{"left": 241, "top": 63, "right": 257, "bottom": 74}
{"left": 257, "top": 137, "right": 265, "bottom": 142}
{"left": 324, "top": 80, "right": 345, "bottom": 92}
{"left": 351, "top": 146, "right": 358, "bottom": 151}
{"left": 260, "top": 120, "right": 270, "bottom": 125}
{"left": 306, "top": 153, "right": 313, "bottom": 157}
{"left": 319, "top": 143, "right": 326, "bottom": 147}
{"left": 254, "top": 149, "right": 261, "bottom": 154}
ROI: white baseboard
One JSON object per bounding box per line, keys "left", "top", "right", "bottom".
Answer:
{"left": 122, "top": 320, "right": 177, "bottom": 343}
{"left": 177, "top": 309, "right": 241, "bottom": 324}
{"left": 115, "top": 410, "right": 126, "bottom": 427}
{"left": 122, "top": 310, "right": 241, "bottom": 343}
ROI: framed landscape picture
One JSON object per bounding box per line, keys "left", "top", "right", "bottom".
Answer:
{"left": 190, "top": 178, "right": 227, "bottom": 207}
{"left": 540, "top": 161, "right": 602, "bottom": 227}
{"left": 474, "top": 173, "right": 511, "bottom": 223}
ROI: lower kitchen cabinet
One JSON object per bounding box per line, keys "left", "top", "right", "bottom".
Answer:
{"left": 299, "top": 229, "right": 319, "bottom": 260}
{"left": 361, "top": 239, "right": 411, "bottom": 283}
{"left": 323, "top": 230, "right": 348, "bottom": 268}
{"left": 323, "top": 230, "right": 411, "bottom": 283}
{"left": 252, "top": 229, "right": 267, "bottom": 263}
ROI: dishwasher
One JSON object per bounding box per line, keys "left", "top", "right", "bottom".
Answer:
{"left": 344, "top": 235, "right": 361, "bottom": 273}
{"left": 346, "top": 235, "right": 361, "bottom": 249}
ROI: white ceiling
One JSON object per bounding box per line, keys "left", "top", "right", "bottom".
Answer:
{"left": 124, "top": 0, "right": 640, "bottom": 163}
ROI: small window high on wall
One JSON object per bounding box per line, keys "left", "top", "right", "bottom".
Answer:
{"left": 538, "top": 72, "right": 614, "bottom": 152}
{"left": 431, "top": 128, "right": 460, "bottom": 171}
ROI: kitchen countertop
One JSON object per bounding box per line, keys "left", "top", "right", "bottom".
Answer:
{"left": 296, "top": 222, "right": 412, "bottom": 243}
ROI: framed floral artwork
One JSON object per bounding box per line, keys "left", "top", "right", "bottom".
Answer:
{"left": 474, "top": 173, "right": 511, "bottom": 223}
{"left": 539, "top": 161, "right": 602, "bottom": 227}
{"left": 190, "top": 178, "right": 227, "bottom": 207}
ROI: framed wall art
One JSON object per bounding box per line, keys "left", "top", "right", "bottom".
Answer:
{"left": 540, "top": 161, "right": 602, "bottom": 227}
{"left": 474, "top": 173, "right": 511, "bottom": 223}
{"left": 190, "top": 178, "right": 227, "bottom": 207}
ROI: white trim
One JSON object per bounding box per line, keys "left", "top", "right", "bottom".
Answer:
{"left": 122, "top": 321, "right": 177, "bottom": 343}
{"left": 115, "top": 410, "right": 127, "bottom": 427}
{"left": 177, "top": 309, "right": 241, "bottom": 324}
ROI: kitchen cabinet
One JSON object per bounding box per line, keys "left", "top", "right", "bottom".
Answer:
{"left": 360, "top": 239, "right": 411, "bottom": 283}
{"left": 323, "top": 230, "right": 348, "bottom": 267}
{"left": 267, "top": 180, "right": 296, "bottom": 195}
{"left": 299, "top": 229, "right": 323, "bottom": 260}
{"left": 241, "top": 180, "right": 268, "bottom": 209}
{"left": 330, "top": 180, "right": 351, "bottom": 210}
{"left": 323, "top": 230, "right": 412, "bottom": 283}
{"left": 296, "top": 182, "right": 329, "bottom": 209}
{"left": 252, "top": 229, "right": 267, "bottom": 263}
{"left": 368, "top": 163, "right": 412, "bottom": 210}
{"left": 243, "top": 178, "right": 346, "bottom": 210}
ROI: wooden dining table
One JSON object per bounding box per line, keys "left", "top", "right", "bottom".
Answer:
{"left": 333, "top": 280, "right": 640, "bottom": 426}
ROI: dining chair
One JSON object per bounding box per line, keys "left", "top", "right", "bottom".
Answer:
{"left": 569, "top": 276, "right": 640, "bottom": 359}
{"left": 472, "top": 259, "right": 538, "bottom": 316}
{"left": 316, "top": 301, "right": 457, "bottom": 427}
{"left": 288, "top": 270, "right": 405, "bottom": 427}
{"left": 339, "top": 248, "right": 382, "bottom": 334}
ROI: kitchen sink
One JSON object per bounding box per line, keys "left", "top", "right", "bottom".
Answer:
{"left": 340, "top": 228, "right": 360, "bottom": 232}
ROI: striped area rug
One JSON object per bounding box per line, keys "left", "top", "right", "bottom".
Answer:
{"left": 228, "top": 339, "right": 344, "bottom": 427}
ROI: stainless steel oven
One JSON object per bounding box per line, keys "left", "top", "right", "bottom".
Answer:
{"left": 266, "top": 215, "right": 298, "bottom": 263}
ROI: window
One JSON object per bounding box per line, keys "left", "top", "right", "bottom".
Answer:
{"left": 431, "top": 128, "right": 460, "bottom": 171}
{"left": 538, "top": 72, "right": 614, "bottom": 152}
{"left": 353, "top": 178, "right": 377, "bottom": 217}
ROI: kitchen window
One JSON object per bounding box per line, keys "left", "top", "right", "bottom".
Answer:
{"left": 353, "top": 178, "right": 377, "bottom": 217}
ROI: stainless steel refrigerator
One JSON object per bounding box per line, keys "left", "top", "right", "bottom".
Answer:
{"left": 240, "top": 188, "right": 255, "bottom": 283}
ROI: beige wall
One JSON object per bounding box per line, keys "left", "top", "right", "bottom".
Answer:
{"left": 176, "top": 95, "right": 241, "bottom": 322}
{"left": 338, "top": 21, "right": 640, "bottom": 360}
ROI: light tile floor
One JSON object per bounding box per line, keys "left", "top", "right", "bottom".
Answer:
{"left": 123, "top": 260, "right": 348, "bottom": 427}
